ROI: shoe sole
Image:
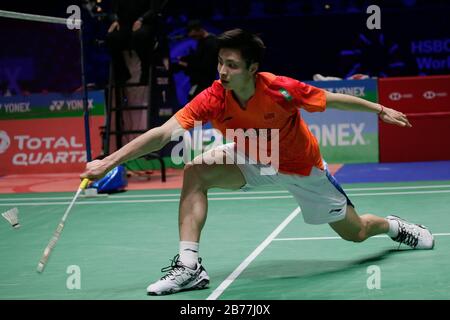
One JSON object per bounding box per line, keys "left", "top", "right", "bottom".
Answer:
{"left": 147, "top": 278, "right": 210, "bottom": 296}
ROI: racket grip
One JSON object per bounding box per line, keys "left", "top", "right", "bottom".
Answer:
{"left": 37, "top": 251, "right": 50, "bottom": 273}
{"left": 79, "top": 178, "right": 90, "bottom": 190}
{"left": 36, "top": 223, "right": 64, "bottom": 273}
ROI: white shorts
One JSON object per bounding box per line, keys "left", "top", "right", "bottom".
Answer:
{"left": 217, "top": 143, "right": 353, "bottom": 225}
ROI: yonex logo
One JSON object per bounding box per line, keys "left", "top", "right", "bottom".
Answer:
{"left": 49, "top": 100, "right": 65, "bottom": 111}
{"left": 0, "top": 131, "right": 11, "bottom": 154}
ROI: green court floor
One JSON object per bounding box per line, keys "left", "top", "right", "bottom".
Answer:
{"left": 1, "top": 180, "right": 449, "bottom": 300}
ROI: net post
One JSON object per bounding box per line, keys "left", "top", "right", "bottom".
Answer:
{"left": 79, "top": 20, "right": 92, "bottom": 162}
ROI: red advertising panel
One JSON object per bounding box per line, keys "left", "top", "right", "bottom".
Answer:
{"left": 0, "top": 90, "right": 105, "bottom": 174}
{"left": 378, "top": 76, "right": 450, "bottom": 162}
{"left": 0, "top": 118, "right": 103, "bottom": 175}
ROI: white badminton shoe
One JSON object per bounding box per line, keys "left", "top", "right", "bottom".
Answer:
{"left": 147, "top": 254, "right": 210, "bottom": 295}
{"left": 386, "top": 215, "right": 434, "bottom": 249}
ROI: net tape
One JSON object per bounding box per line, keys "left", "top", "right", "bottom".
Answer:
{"left": 0, "top": 9, "right": 81, "bottom": 26}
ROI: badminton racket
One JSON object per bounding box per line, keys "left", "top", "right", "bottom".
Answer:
{"left": 36, "top": 178, "right": 90, "bottom": 273}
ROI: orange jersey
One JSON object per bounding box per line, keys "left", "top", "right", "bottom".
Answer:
{"left": 175, "top": 72, "right": 327, "bottom": 176}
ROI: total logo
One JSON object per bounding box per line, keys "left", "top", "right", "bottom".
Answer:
{"left": 0, "top": 130, "right": 11, "bottom": 154}
{"left": 423, "top": 90, "right": 448, "bottom": 100}
{"left": 388, "top": 92, "right": 413, "bottom": 101}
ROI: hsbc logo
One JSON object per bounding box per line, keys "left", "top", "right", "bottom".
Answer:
{"left": 389, "top": 92, "right": 402, "bottom": 101}
{"left": 0, "top": 130, "right": 11, "bottom": 154}
{"left": 388, "top": 92, "right": 413, "bottom": 101}
{"left": 423, "top": 91, "right": 436, "bottom": 99}
{"left": 423, "top": 90, "right": 448, "bottom": 100}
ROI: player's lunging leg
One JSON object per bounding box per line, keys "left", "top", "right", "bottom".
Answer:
{"left": 330, "top": 205, "right": 434, "bottom": 249}
{"left": 147, "top": 150, "right": 246, "bottom": 295}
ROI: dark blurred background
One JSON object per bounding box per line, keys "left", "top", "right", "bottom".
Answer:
{"left": 1, "top": 0, "right": 449, "bottom": 99}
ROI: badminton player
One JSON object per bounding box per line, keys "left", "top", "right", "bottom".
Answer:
{"left": 81, "top": 29, "right": 434, "bottom": 295}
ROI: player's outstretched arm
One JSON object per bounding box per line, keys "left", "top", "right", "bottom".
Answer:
{"left": 325, "top": 91, "right": 411, "bottom": 128}
{"left": 81, "top": 116, "right": 184, "bottom": 180}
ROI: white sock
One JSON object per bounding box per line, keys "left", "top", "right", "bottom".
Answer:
{"left": 386, "top": 219, "right": 399, "bottom": 238}
{"left": 179, "top": 241, "right": 199, "bottom": 269}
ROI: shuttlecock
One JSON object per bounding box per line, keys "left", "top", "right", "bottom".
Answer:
{"left": 81, "top": 188, "right": 108, "bottom": 198}
{"left": 84, "top": 188, "right": 98, "bottom": 197}
{"left": 2, "top": 207, "right": 20, "bottom": 229}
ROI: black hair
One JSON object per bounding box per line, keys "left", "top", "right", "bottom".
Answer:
{"left": 217, "top": 29, "right": 266, "bottom": 68}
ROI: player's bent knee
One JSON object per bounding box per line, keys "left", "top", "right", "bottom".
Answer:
{"left": 183, "top": 162, "right": 204, "bottom": 180}
{"left": 183, "top": 162, "right": 216, "bottom": 189}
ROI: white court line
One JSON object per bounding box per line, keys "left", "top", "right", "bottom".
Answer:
{"left": 345, "top": 184, "right": 450, "bottom": 191}
{"left": 0, "top": 190, "right": 288, "bottom": 202}
{"left": 209, "top": 228, "right": 450, "bottom": 300}
{"left": 0, "top": 195, "right": 294, "bottom": 207}
{"left": 1, "top": 189, "right": 449, "bottom": 207}
{"left": 205, "top": 189, "right": 450, "bottom": 299}
{"left": 273, "top": 233, "right": 450, "bottom": 241}
{"left": 1, "top": 184, "right": 450, "bottom": 202}
{"left": 207, "top": 207, "right": 301, "bottom": 300}
{"left": 349, "top": 190, "right": 450, "bottom": 197}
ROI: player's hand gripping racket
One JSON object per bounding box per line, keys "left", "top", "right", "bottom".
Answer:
{"left": 36, "top": 178, "right": 90, "bottom": 273}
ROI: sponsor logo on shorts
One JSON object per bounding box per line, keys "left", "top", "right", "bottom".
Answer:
{"left": 329, "top": 208, "right": 342, "bottom": 216}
